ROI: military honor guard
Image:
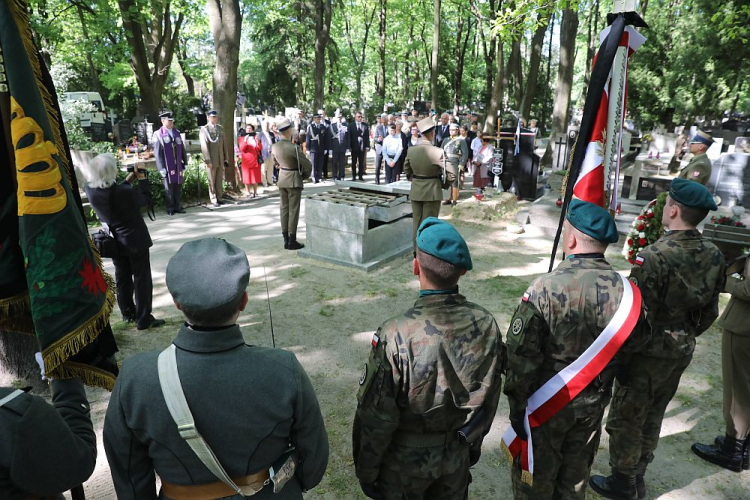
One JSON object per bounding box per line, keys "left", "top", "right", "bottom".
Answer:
{"left": 152, "top": 111, "right": 188, "bottom": 215}
{"left": 692, "top": 254, "right": 750, "bottom": 472}
{"left": 591, "top": 179, "right": 725, "bottom": 500}
{"left": 352, "top": 218, "right": 504, "bottom": 500}
{"left": 199, "top": 109, "right": 229, "bottom": 208}
{"left": 348, "top": 111, "right": 370, "bottom": 181}
{"left": 677, "top": 130, "right": 714, "bottom": 186}
{"left": 1, "top": 376, "right": 96, "bottom": 498}
{"left": 103, "top": 238, "right": 329, "bottom": 499}
{"left": 306, "top": 113, "right": 327, "bottom": 183}
{"left": 441, "top": 123, "right": 468, "bottom": 206}
{"left": 503, "top": 200, "right": 647, "bottom": 500}
{"left": 273, "top": 117, "right": 312, "bottom": 250}
{"left": 329, "top": 110, "right": 349, "bottom": 181}
{"left": 404, "top": 117, "right": 453, "bottom": 251}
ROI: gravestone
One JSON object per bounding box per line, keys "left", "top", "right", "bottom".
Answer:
{"left": 708, "top": 153, "right": 750, "bottom": 207}
{"left": 734, "top": 137, "right": 750, "bottom": 154}
{"left": 496, "top": 127, "right": 541, "bottom": 200}
{"left": 707, "top": 139, "right": 724, "bottom": 161}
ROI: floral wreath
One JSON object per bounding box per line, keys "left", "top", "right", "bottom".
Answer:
{"left": 625, "top": 192, "right": 668, "bottom": 264}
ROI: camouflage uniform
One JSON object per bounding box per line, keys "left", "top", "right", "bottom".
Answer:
{"left": 606, "top": 230, "right": 725, "bottom": 478}
{"left": 504, "top": 256, "right": 648, "bottom": 500}
{"left": 352, "top": 292, "right": 504, "bottom": 500}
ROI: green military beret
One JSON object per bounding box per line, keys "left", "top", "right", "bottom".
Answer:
{"left": 166, "top": 238, "right": 250, "bottom": 312}
{"left": 669, "top": 177, "right": 717, "bottom": 210}
{"left": 416, "top": 217, "right": 473, "bottom": 270}
{"left": 566, "top": 199, "right": 619, "bottom": 244}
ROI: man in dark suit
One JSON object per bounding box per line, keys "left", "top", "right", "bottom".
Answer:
{"left": 348, "top": 111, "right": 370, "bottom": 181}
{"left": 319, "top": 109, "right": 331, "bottom": 179}
{"left": 306, "top": 113, "right": 327, "bottom": 183}
{"left": 434, "top": 113, "right": 450, "bottom": 146}
{"left": 84, "top": 153, "right": 165, "bottom": 330}
{"left": 104, "top": 238, "right": 329, "bottom": 499}
{"left": 373, "top": 113, "right": 388, "bottom": 184}
{"left": 329, "top": 110, "right": 349, "bottom": 181}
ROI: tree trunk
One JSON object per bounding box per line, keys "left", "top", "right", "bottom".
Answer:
{"left": 176, "top": 38, "right": 196, "bottom": 97}
{"left": 541, "top": 11, "right": 555, "bottom": 134}
{"left": 313, "top": 0, "right": 332, "bottom": 110}
{"left": 430, "top": 0, "right": 441, "bottom": 111}
{"left": 376, "top": 0, "right": 386, "bottom": 105}
{"left": 452, "top": 16, "right": 472, "bottom": 115}
{"left": 76, "top": 5, "right": 104, "bottom": 97}
{"left": 206, "top": 0, "right": 242, "bottom": 187}
{"left": 510, "top": 37, "right": 522, "bottom": 110}
{"left": 542, "top": 6, "right": 578, "bottom": 168}
{"left": 519, "top": 12, "right": 550, "bottom": 121}
{"left": 117, "top": 0, "right": 183, "bottom": 120}
{"left": 484, "top": 37, "right": 504, "bottom": 134}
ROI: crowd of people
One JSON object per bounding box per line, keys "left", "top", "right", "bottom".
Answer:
{"left": 2, "top": 157, "right": 747, "bottom": 499}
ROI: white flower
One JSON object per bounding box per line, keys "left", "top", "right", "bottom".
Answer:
{"left": 639, "top": 232, "right": 646, "bottom": 238}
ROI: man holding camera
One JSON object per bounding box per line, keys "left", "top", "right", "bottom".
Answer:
{"left": 153, "top": 111, "right": 188, "bottom": 215}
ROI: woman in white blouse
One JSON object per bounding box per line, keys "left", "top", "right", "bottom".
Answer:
{"left": 472, "top": 133, "right": 494, "bottom": 190}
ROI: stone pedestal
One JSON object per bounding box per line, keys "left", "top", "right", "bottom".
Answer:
{"left": 299, "top": 188, "right": 413, "bottom": 271}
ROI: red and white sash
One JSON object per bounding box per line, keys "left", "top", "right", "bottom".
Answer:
{"left": 501, "top": 274, "right": 642, "bottom": 485}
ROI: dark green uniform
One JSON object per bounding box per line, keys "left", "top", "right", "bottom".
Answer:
{"left": 677, "top": 153, "right": 712, "bottom": 185}
{"left": 605, "top": 230, "right": 725, "bottom": 478}
{"left": 353, "top": 293, "right": 504, "bottom": 500}
{"left": 403, "top": 144, "right": 453, "bottom": 250}
{"left": 272, "top": 138, "right": 312, "bottom": 242}
{"left": 0, "top": 379, "right": 96, "bottom": 499}
{"left": 505, "top": 256, "right": 648, "bottom": 500}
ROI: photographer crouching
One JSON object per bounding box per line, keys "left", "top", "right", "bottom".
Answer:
{"left": 83, "top": 153, "right": 165, "bottom": 330}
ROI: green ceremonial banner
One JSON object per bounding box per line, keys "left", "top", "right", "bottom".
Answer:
{"left": 0, "top": 0, "right": 118, "bottom": 389}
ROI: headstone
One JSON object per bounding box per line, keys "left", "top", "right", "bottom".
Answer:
{"left": 708, "top": 153, "right": 750, "bottom": 207}
{"left": 707, "top": 139, "right": 724, "bottom": 161}
{"left": 496, "top": 127, "right": 541, "bottom": 201}
{"left": 734, "top": 137, "right": 750, "bottom": 154}
{"left": 551, "top": 133, "right": 569, "bottom": 170}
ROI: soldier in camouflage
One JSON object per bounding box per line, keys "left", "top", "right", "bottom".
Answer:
{"left": 591, "top": 179, "right": 726, "bottom": 500}
{"left": 441, "top": 123, "right": 468, "bottom": 206}
{"left": 352, "top": 218, "right": 504, "bottom": 500}
{"left": 505, "top": 199, "right": 648, "bottom": 500}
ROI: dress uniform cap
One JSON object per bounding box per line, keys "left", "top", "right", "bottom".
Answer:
{"left": 566, "top": 199, "right": 619, "bottom": 244}
{"left": 159, "top": 111, "right": 173, "bottom": 120}
{"left": 449, "top": 122, "right": 459, "bottom": 130}
{"left": 312, "top": 113, "right": 321, "bottom": 118}
{"left": 275, "top": 117, "right": 292, "bottom": 132}
{"left": 690, "top": 130, "right": 714, "bottom": 146}
{"left": 669, "top": 177, "right": 718, "bottom": 210}
{"left": 417, "top": 117, "right": 436, "bottom": 134}
{"left": 206, "top": 110, "right": 218, "bottom": 117}
{"left": 166, "top": 238, "right": 250, "bottom": 311}
{"left": 416, "top": 217, "right": 473, "bottom": 270}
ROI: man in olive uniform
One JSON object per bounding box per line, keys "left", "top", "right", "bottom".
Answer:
{"left": 104, "top": 238, "right": 329, "bottom": 499}
{"left": 404, "top": 117, "right": 454, "bottom": 252}
{"left": 677, "top": 130, "right": 714, "bottom": 185}
{"left": 591, "top": 178, "right": 725, "bottom": 500}
{"left": 273, "top": 117, "right": 312, "bottom": 250}
{"left": 505, "top": 200, "right": 648, "bottom": 500}
{"left": 200, "top": 109, "right": 229, "bottom": 208}
{"left": 352, "top": 218, "right": 504, "bottom": 500}
{"left": 1, "top": 377, "right": 96, "bottom": 498}
{"left": 692, "top": 254, "right": 750, "bottom": 472}
{"left": 441, "top": 122, "right": 468, "bottom": 206}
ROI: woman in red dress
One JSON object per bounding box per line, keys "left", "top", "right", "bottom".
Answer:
{"left": 239, "top": 124, "right": 263, "bottom": 198}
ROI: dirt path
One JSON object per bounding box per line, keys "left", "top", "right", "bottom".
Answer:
{"left": 4, "top": 181, "right": 748, "bottom": 499}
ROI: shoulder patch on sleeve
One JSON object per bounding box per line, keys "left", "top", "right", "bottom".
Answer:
{"left": 635, "top": 255, "right": 645, "bottom": 266}
{"left": 359, "top": 364, "right": 368, "bottom": 385}
{"left": 522, "top": 292, "right": 530, "bottom": 302}
{"left": 693, "top": 170, "right": 700, "bottom": 177}
{"left": 371, "top": 333, "right": 380, "bottom": 347}
{"left": 628, "top": 276, "right": 639, "bottom": 286}
{"left": 512, "top": 317, "right": 524, "bottom": 335}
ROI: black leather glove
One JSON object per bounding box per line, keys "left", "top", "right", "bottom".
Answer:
{"left": 469, "top": 448, "right": 482, "bottom": 466}
{"left": 509, "top": 411, "right": 528, "bottom": 441}
{"left": 360, "top": 481, "right": 383, "bottom": 500}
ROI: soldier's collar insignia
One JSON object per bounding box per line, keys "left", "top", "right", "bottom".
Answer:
{"left": 371, "top": 334, "right": 380, "bottom": 347}
{"left": 635, "top": 255, "right": 645, "bottom": 266}
{"left": 522, "top": 292, "right": 530, "bottom": 302}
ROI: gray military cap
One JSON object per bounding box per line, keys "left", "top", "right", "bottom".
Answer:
{"left": 166, "top": 238, "right": 250, "bottom": 312}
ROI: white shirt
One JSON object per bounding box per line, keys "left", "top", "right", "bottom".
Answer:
{"left": 383, "top": 134, "right": 403, "bottom": 164}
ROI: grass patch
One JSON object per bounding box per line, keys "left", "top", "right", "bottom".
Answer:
{"left": 383, "top": 287, "right": 399, "bottom": 298}
{"left": 319, "top": 305, "right": 334, "bottom": 317}
{"left": 480, "top": 275, "right": 531, "bottom": 298}
{"left": 289, "top": 267, "right": 309, "bottom": 278}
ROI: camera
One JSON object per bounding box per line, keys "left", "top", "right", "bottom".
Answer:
{"left": 126, "top": 165, "right": 141, "bottom": 173}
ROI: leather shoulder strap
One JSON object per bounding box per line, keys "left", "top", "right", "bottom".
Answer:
{"left": 0, "top": 389, "right": 24, "bottom": 408}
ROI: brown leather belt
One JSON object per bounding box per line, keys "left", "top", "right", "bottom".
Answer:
{"left": 161, "top": 469, "right": 270, "bottom": 500}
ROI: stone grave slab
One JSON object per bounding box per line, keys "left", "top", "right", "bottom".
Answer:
{"left": 708, "top": 153, "right": 750, "bottom": 207}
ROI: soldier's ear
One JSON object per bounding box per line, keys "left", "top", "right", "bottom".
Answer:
{"left": 413, "top": 258, "right": 420, "bottom": 276}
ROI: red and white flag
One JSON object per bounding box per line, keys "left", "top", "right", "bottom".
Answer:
{"left": 501, "top": 275, "right": 642, "bottom": 485}
{"left": 573, "top": 26, "right": 646, "bottom": 207}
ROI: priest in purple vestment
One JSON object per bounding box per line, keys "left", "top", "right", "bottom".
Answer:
{"left": 152, "top": 111, "right": 188, "bottom": 215}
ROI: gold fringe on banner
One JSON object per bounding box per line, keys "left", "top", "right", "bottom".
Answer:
{"left": 500, "top": 440, "right": 514, "bottom": 464}
{"left": 54, "top": 360, "right": 117, "bottom": 392}
{"left": 8, "top": 0, "right": 74, "bottom": 186}
{"left": 560, "top": 140, "right": 579, "bottom": 198}
{"left": 0, "top": 292, "right": 35, "bottom": 334}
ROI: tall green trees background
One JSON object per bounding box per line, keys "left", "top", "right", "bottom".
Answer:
{"left": 26, "top": 0, "right": 750, "bottom": 134}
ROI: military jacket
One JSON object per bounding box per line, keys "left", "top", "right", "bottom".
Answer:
{"left": 103, "top": 324, "right": 329, "bottom": 500}
{"left": 305, "top": 123, "right": 327, "bottom": 153}
{"left": 677, "top": 153, "right": 712, "bottom": 185}
{"left": 721, "top": 256, "right": 750, "bottom": 336}
{"left": 504, "top": 257, "right": 649, "bottom": 416}
{"left": 199, "top": 123, "right": 228, "bottom": 167}
{"left": 0, "top": 379, "right": 96, "bottom": 499}
{"left": 441, "top": 136, "right": 469, "bottom": 169}
{"left": 352, "top": 293, "right": 504, "bottom": 482}
{"left": 403, "top": 143, "right": 453, "bottom": 201}
{"left": 272, "top": 139, "right": 312, "bottom": 189}
{"left": 629, "top": 229, "right": 725, "bottom": 358}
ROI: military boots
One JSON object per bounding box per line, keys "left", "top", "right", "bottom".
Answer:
{"left": 282, "top": 232, "right": 290, "bottom": 249}
{"left": 691, "top": 435, "right": 748, "bottom": 473}
{"left": 589, "top": 470, "right": 638, "bottom": 500}
{"left": 287, "top": 234, "right": 304, "bottom": 250}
